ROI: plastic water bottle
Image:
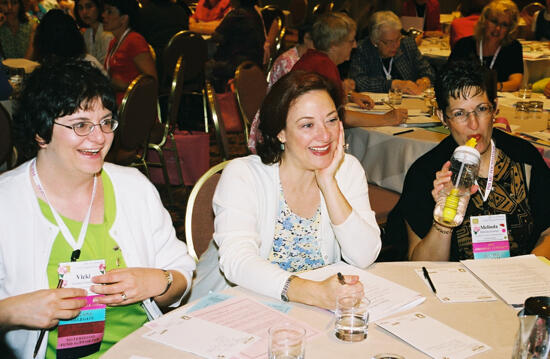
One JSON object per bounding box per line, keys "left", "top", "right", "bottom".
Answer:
{"left": 433, "top": 138, "right": 480, "bottom": 228}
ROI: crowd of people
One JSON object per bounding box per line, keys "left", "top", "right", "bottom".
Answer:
{"left": 0, "top": 0, "right": 550, "bottom": 358}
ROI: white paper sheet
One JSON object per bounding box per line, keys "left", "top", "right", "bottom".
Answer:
{"left": 461, "top": 255, "right": 550, "bottom": 305}
{"left": 377, "top": 312, "right": 491, "bottom": 359}
{"left": 414, "top": 267, "right": 497, "bottom": 303}
{"left": 298, "top": 262, "right": 425, "bottom": 321}
{"left": 345, "top": 103, "right": 390, "bottom": 115}
{"left": 143, "top": 316, "right": 259, "bottom": 359}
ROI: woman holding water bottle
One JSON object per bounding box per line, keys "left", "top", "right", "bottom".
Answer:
{"left": 386, "top": 60, "right": 550, "bottom": 261}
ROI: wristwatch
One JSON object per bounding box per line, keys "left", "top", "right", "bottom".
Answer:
{"left": 280, "top": 275, "right": 296, "bottom": 302}
{"left": 158, "top": 270, "right": 173, "bottom": 296}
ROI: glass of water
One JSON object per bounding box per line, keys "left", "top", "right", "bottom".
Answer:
{"left": 388, "top": 88, "right": 402, "bottom": 106}
{"left": 268, "top": 323, "right": 306, "bottom": 359}
{"left": 334, "top": 294, "right": 370, "bottom": 342}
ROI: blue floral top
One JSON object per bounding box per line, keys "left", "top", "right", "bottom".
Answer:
{"left": 269, "top": 183, "right": 325, "bottom": 272}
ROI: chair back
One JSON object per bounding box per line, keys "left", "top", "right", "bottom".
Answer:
{"left": 312, "top": 1, "right": 334, "bottom": 15}
{"left": 185, "top": 160, "right": 230, "bottom": 262}
{"left": 162, "top": 30, "right": 207, "bottom": 94}
{"left": 261, "top": 5, "right": 286, "bottom": 71}
{"left": 205, "top": 80, "right": 230, "bottom": 161}
{"left": 167, "top": 56, "right": 185, "bottom": 132}
{"left": 521, "top": 2, "right": 545, "bottom": 16}
{"left": 0, "top": 103, "right": 13, "bottom": 169}
{"left": 110, "top": 75, "right": 158, "bottom": 165}
{"left": 289, "top": 0, "right": 308, "bottom": 27}
{"left": 234, "top": 61, "right": 267, "bottom": 141}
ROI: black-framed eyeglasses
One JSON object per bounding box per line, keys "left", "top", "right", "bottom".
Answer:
{"left": 445, "top": 103, "right": 494, "bottom": 124}
{"left": 54, "top": 119, "right": 119, "bottom": 136}
{"left": 488, "top": 17, "right": 511, "bottom": 29}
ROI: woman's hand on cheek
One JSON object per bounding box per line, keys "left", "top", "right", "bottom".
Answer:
{"left": 90, "top": 268, "right": 166, "bottom": 306}
{"left": 315, "top": 121, "right": 345, "bottom": 189}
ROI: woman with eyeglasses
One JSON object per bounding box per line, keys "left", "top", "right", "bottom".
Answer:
{"left": 0, "top": 0, "right": 36, "bottom": 59}
{"left": 385, "top": 60, "right": 550, "bottom": 262}
{"left": 0, "top": 59, "right": 195, "bottom": 358}
{"left": 349, "top": 11, "right": 435, "bottom": 95}
{"left": 449, "top": 0, "right": 523, "bottom": 92}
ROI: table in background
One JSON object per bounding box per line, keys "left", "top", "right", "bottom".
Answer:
{"left": 418, "top": 36, "right": 550, "bottom": 85}
{"left": 345, "top": 95, "right": 550, "bottom": 193}
{"left": 103, "top": 261, "right": 518, "bottom": 359}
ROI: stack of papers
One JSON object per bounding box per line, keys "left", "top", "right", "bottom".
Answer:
{"left": 143, "top": 297, "right": 319, "bottom": 359}
{"left": 345, "top": 103, "right": 390, "bottom": 115}
{"left": 461, "top": 255, "right": 550, "bottom": 306}
{"left": 298, "top": 262, "right": 425, "bottom": 321}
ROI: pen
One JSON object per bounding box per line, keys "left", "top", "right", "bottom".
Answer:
{"left": 422, "top": 266, "right": 437, "bottom": 294}
{"left": 34, "top": 250, "right": 80, "bottom": 357}
{"left": 337, "top": 272, "right": 346, "bottom": 285}
{"left": 393, "top": 129, "right": 414, "bottom": 136}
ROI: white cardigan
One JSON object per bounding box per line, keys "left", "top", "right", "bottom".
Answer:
{"left": 0, "top": 161, "right": 196, "bottom": 359}
{"left": 189, "top": 154, "right": 380, "bottom": 302}
{"left": 83, "top": 23, "right": 114, "bottom": 65}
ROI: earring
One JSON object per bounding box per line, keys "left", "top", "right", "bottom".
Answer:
{"left": 280, "top": 142, "right": 285, "bottom": 151}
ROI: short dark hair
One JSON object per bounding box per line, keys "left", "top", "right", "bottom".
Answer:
{"left": 435, "top": 59, "right": 497, "bottom": 118}
{"left": 104, "top": 0, "right": 139, "bottom": 29}
{"left": 34, "top": 10, "right": 86, "bottom": 62}
{"left": 12, "top": 59, "right": 116, "bottom": 162}
{"left": 256, "top": 71, "right": 343, "bottom": 164}
{"left": 74, "top": 0, "right": 104, "bottom": 28}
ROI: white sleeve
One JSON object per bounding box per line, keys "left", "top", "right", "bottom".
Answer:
{"left": 332, "top": 155, "right": 381, "bottom": 268}
{"left": 213, "top": 160, "right": 291, "bottom": 300}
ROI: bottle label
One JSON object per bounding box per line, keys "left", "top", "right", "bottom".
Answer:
{"left": 470, "top": 214, "right": 510, "bottom": 259}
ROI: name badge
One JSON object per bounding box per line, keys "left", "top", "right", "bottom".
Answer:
{"left": 470, "top": 214, "right": 510, "bottom": 259}
{"left": 57, "top": 259, "right": 106, "bottom": 359}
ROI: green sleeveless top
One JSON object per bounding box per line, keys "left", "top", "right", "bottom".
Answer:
{"left": 42, "top": 171, "right": 148, "bottom": 358}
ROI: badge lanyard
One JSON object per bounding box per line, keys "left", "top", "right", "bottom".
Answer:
{"left": 105, "top": 28, "right": 131, "bottom": 73}
{"left": 475, "top": 140, "right": 496, "bottom": 202}
{"left": 478, "top": 40, "right": 501, "bottom": 70}
{"left": 31, "top": 159, "right": 97, "bottom": 251}
{"left": 381, "top": 57, "right": 394, "bottom": 80}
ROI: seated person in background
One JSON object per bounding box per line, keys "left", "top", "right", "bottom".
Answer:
{"left": 292, "top": 12, "right": 407, "bottom": 127}
{"left": 75, "top": 0, "right": 114, "bottom": 65}
{"left": 33, "top": 9, "right": 106, "bottom": 74}
{"left": 0, "top": 59, "right": 195, "bottom": 358}
{"left": 0, "top": 0, "right": 37, "bottom": 59}
{"left": 102, "top": 0, "right": 157, "bottom": 104}
{"left": 248, "top": 20, "right": 314, "bottom": 152}
{"left": 450, "top": 0, "right": 490, "bottom": 48}
{"left": 189, "top": 0, "right": 232, "bottom": 35}
{"left": 137, "top": 0, "right": 189, "bottom": 79}
{"left": 449, "top": 0, "right": 523, "bottom": 92}
{"left": 188, "top": 71, "right": 381, "bottom": 308}
{"left": 389, "top": 60, "right": 550, "bottom": 261}
{"left": 401, "top": 0, "right": 444, "bottom": 37}
{"left": 522, "top": 0, "right": 550, "bottom": 40}
{"left": 349, "top": 11, "right": 435, "bottom": 95}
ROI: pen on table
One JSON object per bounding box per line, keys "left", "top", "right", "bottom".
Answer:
{"left": 393, "top": 129, "right": 414, "bottom": 136}
{"left": 34, "top": 250, "right": 80, "bottom": 357}
{"left": 337, "top": 272, "right": 346, "bottom": 285}
{"left": 422, "top": 266, "right": 437, "bottom": 294}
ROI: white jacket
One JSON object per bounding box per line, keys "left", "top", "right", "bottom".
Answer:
{"left": 0, "top": 161, "right": 196, "bottom": 359}
{"left": 189, "top": 154, "right": 380, "bottom": 302}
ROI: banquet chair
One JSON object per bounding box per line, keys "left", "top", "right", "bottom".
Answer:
{"left": 185, "top": 160, "right": 230, "bottom": 262}
{"left": 0, "top": 103, "right": 15, "bottom": 171}
{"left": 368, "top": 183, "right": 400, "bottom": 226}
{"left": 261, "top": 5, "right": 286, "bottom": 72}
{"left": 521, "top": 2, "right": 545, "bottom": 17}
{"left": 106, "top": 75, "right": 158, "bottom": 176}
{"left": 147, "top": 56, "right": 185, "bottom": 200}
{"left": 234, "top": 61, "right": 267, "bottom": 142}
{"left": 289, "top": 0, "right": 308, "bottom": 27}
{"left": 205, "top": 80, "right": 230, "bottom": 161}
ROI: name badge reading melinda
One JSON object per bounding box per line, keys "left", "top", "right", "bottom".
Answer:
{"left": 470, "top": 214, "right": 510, "bottom": 259}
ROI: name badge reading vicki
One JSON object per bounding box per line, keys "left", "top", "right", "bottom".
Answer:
{"left": 57, "top": 259, "right": 106, "bottom": 359}
{"left": 470, "top": 214, "right": 510, "bottom": 259}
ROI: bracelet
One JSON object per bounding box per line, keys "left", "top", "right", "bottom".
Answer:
{"left": 347, "top": 91, "right": 353, "bottom": 102}
{"left": 157, "top": 270, "right": 173, "bottom": 297}
{"left": 280, "top": 275, "right": 296, "bottom": 302}
{"left": 432, "top": 221, "right": 453, "bottom": 235}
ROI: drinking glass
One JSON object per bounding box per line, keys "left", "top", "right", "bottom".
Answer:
{"left": 334, "top": 294, "right": 370, "bottom": 342}
{"left": 388, "top": 88, "right": 402, "bottom": 106}
{"left": 268, "top": 323, "right": 306, "bottom": 359}
{"left": 518, "top": 83, "right": 532, "bottom": 99}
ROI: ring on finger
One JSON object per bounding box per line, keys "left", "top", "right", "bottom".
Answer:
{"left": 120, "top": 292, "right": 127, "bottom": 301}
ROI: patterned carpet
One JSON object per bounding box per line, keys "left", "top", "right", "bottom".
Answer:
{"left": 157, "top": 131, "right": 249, "bottom": 242}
